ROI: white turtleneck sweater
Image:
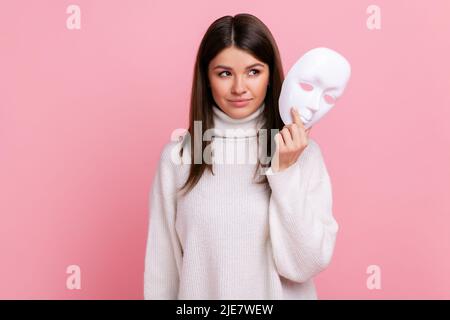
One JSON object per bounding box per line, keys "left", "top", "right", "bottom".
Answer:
{"left": 143, "top": 103, "right": 339, "bottom": 300}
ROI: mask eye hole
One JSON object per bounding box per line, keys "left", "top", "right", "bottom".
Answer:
{"left": 299, "top": 82, "right": 313, "bottom": 91}
{"left": 323, "top": 94, "right": 336, "bottom": 104}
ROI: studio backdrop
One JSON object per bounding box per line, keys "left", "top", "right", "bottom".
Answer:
{"left": 1, "top": 0, "right": 449, "bottom": 299}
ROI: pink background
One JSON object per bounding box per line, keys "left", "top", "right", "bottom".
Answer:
{"left": 1, "top": 0, "right": 449, "bottom": 299}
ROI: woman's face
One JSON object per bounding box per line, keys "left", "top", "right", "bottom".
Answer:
{"left": 208, "top": 46, "right": 270, "bottom": 119}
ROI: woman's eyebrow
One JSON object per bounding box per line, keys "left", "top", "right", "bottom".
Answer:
{"left": 213, "top": 63, "right": 265, "bottom": 70}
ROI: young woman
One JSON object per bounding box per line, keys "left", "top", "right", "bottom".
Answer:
{"left": 144, "top": 13, "right": 339, "bottom": 300}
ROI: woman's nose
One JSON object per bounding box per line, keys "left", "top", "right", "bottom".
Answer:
{"left": 231, "top": 78, "right": 247, "bottom": 94}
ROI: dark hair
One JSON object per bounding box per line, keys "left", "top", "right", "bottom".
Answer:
{"left": 178, "top": 13, "right": 285, "bottom": 197}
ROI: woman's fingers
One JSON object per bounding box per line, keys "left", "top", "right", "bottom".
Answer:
{"left": 291, "top": 107, "right": 309, "bottom": 145}
{"left": 286, "top": 123, "right": 300, "bottom": 147}
{"left": 280, "top": 127, "right": 294, "bottom": 149}
{"left": 277, "top": 107, "right": 311, "bottom": 151}
{"left": 291, "top": 107, "right": 306, "bottom": 131}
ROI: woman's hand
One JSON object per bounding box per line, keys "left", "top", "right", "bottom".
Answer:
{"left": 271, "top": 107, "right": 311, "bottom": 173}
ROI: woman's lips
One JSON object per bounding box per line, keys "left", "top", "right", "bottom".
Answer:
{"left": 227, "top": 98, "right": 252, "bottom": 108}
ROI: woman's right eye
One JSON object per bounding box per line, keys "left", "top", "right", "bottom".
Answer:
{"left": 218, "top": 71, "right": 231, "bottom": 77}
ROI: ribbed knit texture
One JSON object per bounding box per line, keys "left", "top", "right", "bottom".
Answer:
{"left": 143, "top": 103, "right": 339, "bottom": 300}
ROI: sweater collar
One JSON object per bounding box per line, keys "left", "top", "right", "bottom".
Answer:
{"left": 212, "top": 102, "right": 266, "bottom": 138}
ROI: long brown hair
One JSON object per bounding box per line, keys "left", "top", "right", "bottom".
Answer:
{"left": 178, "top": 13, "right": 285, "bottom": 197}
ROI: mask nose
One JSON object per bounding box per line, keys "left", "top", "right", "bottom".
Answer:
{"left": 305, "top": 104, "right": 319, "bottom": 119}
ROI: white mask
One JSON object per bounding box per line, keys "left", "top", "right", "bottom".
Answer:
{"left": 279, "top": 47, "right": 351, "bottom": 129}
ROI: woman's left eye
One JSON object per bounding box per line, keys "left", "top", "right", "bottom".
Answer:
{"left": 249, "top": 69, "right": 260, "bottom": 76}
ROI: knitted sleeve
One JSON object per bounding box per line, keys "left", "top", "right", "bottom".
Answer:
{"left": 143, "top": 142, "right": 183, "bottom": 299}
{"left": 266, "top": 139, "right": 339, "bottom": 283}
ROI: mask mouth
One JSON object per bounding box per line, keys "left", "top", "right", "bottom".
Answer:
{"left": 297, "top": 108, "right": 313, "bottom": 122}
{"left": 301, "top": 116, "right": 312, "bottom": 123}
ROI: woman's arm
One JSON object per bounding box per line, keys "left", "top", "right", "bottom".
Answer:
{"left": 144, "top": 142, "right": 183, "bottom": 299}
{"left": 266, "top": 139, "right": 339, "bottom": 283}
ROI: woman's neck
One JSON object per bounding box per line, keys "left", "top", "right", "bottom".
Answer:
{"left": 212, "top": 103, "right": 266, "bottom": 138}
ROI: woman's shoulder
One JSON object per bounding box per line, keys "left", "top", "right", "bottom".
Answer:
{"left": 295, "top": 137, "right": 329, "bottom": 174}
{"left": 304, "top": 137, "right": 324, "bottom": 159}
{"left": 159, "top": 132, "right": 190, "bottom": 167}
{"left": 303, "top": 137, "right": 331, "bottom": 181}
